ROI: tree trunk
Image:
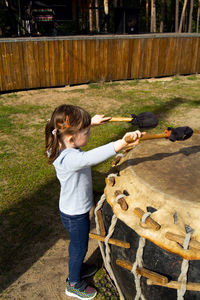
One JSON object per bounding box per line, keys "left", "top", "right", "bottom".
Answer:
{"left": 179, "top": 0, "right": 188, "bottom": 32}
{"left": 160, "top": 0, "right": 165, "bottom": 32}
{"left": 104, "top": 0, "right": 109, "bottom": 15}
{"left": 175, "top": 0, "right": 179, "bottom": 32}
{"left": 95, "top": 0, "right": 100, "bottom": 32}
{"left": 146, "top": 0, "right": 149, "bottom": 31}
{"left": 188, "top": 0, "right": 194, "bottom": 32}
{"left": 89, "top": 0, "right": 93, "bottom": 32}
{"left": 81, "top": 0, "right": 88, "bottom": 31}
{"left": 196, "top": 0, "right": 200, "bottom": 32}
{"left": 150, "top": 0, "right": 156, "bottom": 32}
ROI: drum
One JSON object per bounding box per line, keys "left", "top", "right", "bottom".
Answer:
{"left": 94, "top": 134, "right": 200, "bottom": 300}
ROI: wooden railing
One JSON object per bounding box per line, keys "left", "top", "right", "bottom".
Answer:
{"left": 0, "top": 33, "right": 200, "bottom": 92}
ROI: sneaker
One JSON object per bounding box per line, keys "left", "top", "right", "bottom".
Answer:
{"left": 65, "top": 280, "right": 97, "bottom": 299}
{"left": 81, "top": 263, "right": 98, "bottom": 279}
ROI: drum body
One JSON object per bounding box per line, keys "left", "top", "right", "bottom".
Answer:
{"left": 102, "top": 135, "right": 200, "bottom": 300}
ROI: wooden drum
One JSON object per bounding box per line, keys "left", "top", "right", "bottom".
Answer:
{"left": 94, "top": 134, "right": 200, "bottom": 300}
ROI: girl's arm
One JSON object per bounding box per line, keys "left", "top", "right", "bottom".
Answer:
{"left": 62, "top": 131, "right": 144, "bottom": 171}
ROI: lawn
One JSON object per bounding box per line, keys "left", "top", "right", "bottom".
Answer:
{"left": 0, "top": 75, "right": 200, "bottom": 299}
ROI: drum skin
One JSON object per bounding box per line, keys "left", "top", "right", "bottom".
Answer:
{"left": 102, "top": 134, "right": 200, "bottom": 300}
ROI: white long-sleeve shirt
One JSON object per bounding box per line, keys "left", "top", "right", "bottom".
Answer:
{"left": 53, "top": 142, "right": 116, "bottom": 215}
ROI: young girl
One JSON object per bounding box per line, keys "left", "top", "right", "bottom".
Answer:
{"left": 45, "top": 104, "right": 143, "bottom": 300}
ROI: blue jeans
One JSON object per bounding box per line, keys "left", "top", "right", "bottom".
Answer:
{"left": 60, "top": 210, "right": 90, "bottom": 284}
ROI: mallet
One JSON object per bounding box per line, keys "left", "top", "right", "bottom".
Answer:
{"left": 125, "top": 126, "right": 194, "bottom": 143}
{"left": 109, "top": 112, "right": 158, "bottom": 129}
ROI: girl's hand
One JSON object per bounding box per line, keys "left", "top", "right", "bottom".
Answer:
{"left": 114, "top": 130, "right": 145, "bottom": 152}
{"left": 91, "top": 115, "right": 111, "bottom": 126}
{"left": 122, "top": 130, "right": 145, "bottom": 147}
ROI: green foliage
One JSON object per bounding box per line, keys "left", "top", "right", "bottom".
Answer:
{"left": 56, "top": 20, "right": 77, "bottom": 35}
{"left": 1, "top": 0, "right": 200, "bottom": 36}
{"left": 0, "top": 0, "right": 18, "bottom": 37}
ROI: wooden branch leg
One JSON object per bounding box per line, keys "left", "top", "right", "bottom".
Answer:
{"left": 96, "top": 209, "right": 106, "bottom": 236}
{"left": 147, "top": 279, "right": 200, "bottom": 291}
{"left": 165, "top": 231, "right": 200, "bottom": 250}
{"left": 116, "top": 259, "right": 168, "bottom": 284}
{"left": 89, "top": 233, "right": 130, "bottom": 249}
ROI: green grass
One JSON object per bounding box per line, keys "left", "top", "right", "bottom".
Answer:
{"left": 0, "top": 75, "right": 200, "bottom": 297}
{"left": 187, "top": 75, "right": 198, "bottom": 80}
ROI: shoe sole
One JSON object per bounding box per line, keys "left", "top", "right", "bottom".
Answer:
{"left": 81, "top": 269, "right": 98, "bottom": 279}
{"left": 65, "top": 289, "right": 97, "bottom": 300}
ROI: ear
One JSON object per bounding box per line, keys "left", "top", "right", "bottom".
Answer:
{"left": 64, "top": 135, "right": 74, "bottom": 145}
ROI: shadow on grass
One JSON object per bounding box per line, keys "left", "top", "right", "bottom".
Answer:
{"left": 0, "top": 178, "right": 61, "bottom": 292}
{"left": 0, "top": 173, "right": 107, "bottom": 294}
{"left": 136, "top": 97, "right": 200, "bottom": 119}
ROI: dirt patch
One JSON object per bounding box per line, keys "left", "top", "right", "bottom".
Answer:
{"left": 166, "top": 107, "right": 200, "bottom": 129}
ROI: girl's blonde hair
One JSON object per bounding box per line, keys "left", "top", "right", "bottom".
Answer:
{"left": 45, "top": 104, "right": 91, "bottom": 164}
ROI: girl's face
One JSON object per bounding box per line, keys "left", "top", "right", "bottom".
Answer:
{"left": 73, "top": 126, "right": 91, "bottom": 148}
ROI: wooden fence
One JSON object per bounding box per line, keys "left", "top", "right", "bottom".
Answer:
{"left": 0, "top": 33, "right": 200, "bottom": 92}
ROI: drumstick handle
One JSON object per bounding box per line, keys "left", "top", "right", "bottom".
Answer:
{"left": 125, "top": 132, "right": 170, "bottom": 143}
{"left": 109, "top": 117, "right": 133, "bottom": 122}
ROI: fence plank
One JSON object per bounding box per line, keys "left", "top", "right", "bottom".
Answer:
{"left": 120, "top": 39, "right": 129, "bottom": 80}
{"left": 98, "top": 39, "right": 107, "bottom": 82}
{"left": 1, "top": 42, "right": 11, "bottom": 91}
{"left": 197, "top": 38, "right": 200, "bottom": 73}
{"left": 0, "top": 47, "right": 3, "bottom": 91}
{"left": 12, "top": 42, "right": 25, "bottom": 90}
{"left": 63, "top": 40, "right": 70, "bottom": 85}
{"left": 107, "top": 39, "right": 116, "bottom": 81}
{"left": 32, "top": 41, "right": 41, "bottom": 88}
{"left": 90, "top": 40, "right": 95, "bottom": 82}
{"left": 72, "top": 40, "right": 78, "bottom": 84}
{"left": 48, "top": 41, "right": 56, "bottom": 87}
{"left": 37, "top": 41, "right": 46, "bottom": 88}
{"left": 5, "top": 42, "right": 16, "bottom": 90}
{"left": 150, "top": 38, "right": 159, "bottom": 77}
{"left": 23, "top": 41, "right": 36, "bottom": 88}
{"left": 138, "top": 39, "right": 145, "bottom": 78}
{"left": 142, "top": 38, "right": 153, "bottom": 78}
{"left": 0, "top": 43, "right": 6, "bottom": 91}
{"left": 180, "top": 38, "right": 192, "bottom": 74}
{"left": 76, "top": 40, "right": 83, "bottom": 83}
{"left": 127, "top": 39, "right": 133, "bottom": 79}
{"left": 165, "top": 37, "right": 177, "bottom": 75}
{"left": 68, "top": 40, "right": 73, "bottom": 85}
{"left": 103, "top": 39, "right": 109, "bottom": 81}
{"left": 190, "top": 37, "right": 199, "bottom": 73}
{"left": 43, "top": 41, "right": 50, "bottom": 87}
{"left": 130, "top": 38, "right": 142, "bottom": 79}
{"left": 2, "top": 42, "right": 10, "bottom": 90}
{"left": 157, "top": 38, "right": 168, "bottom": 76}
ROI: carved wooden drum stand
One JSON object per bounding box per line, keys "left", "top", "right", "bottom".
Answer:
{"left": 92, "top": 134, "right": 200, "bottom": 300}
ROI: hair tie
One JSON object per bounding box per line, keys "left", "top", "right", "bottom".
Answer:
{"left": 46, "top": 149, "right": 52, "bottom": 158}
{"left": 65, "top": 115, "right": 70, "bottom": 128}
{"left": 57, "top": 115, "right": 70, "bottom": 129}
{"left": 52, "top": 129, "right": 57, "bottom": 135}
